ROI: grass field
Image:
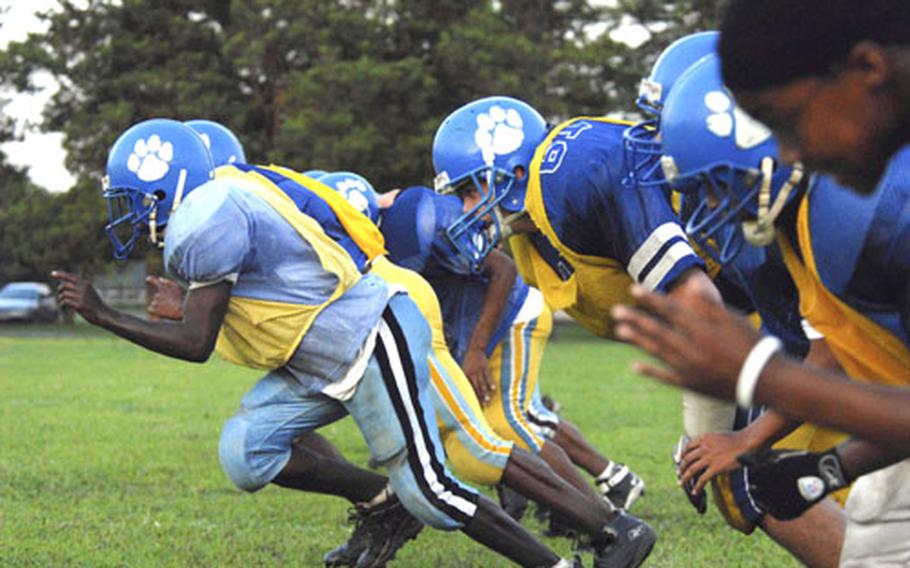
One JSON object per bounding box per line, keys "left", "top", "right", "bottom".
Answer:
{"left": 1, "top": 322, "right": 799, "bottom": 567}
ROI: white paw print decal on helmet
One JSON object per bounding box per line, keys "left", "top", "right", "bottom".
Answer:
{"left": 475, "top": 105, "right": 525, "bottom": 163}
{"left": 127, "top": 134, "right": 174, "bottom": 182}
{"left": 704, "top": 91, "right": 772, "bottom": 150}
{"left": 337, "top": 179, "right": 370, "bottom": 215}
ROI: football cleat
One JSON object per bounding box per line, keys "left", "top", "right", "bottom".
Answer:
{"left": 496, "top": 482, "right": 530, "bottom": 522}
{"left": 593, "top": 511, "right": 657, "bottom": 568}
{"left": 597, "top": 463, "right": 646, "bottom": 511}
{"left": 324, "top": 494, "right": 423, "bottom": 567}
{"left": 673, "top": 435, "right": 708, "bottom": 514}
{"left": 352, "top": 498, "right": 424, "bottom": 568}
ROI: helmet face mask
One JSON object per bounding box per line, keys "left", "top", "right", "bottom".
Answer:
{"left": 624, "top": 31, "right": 720, "bottom": 191}
{"left": 102, "top": 182, "right": 159, "bottom": 260}
{"left": 103, "top": 118, "right": 215, "bottom": 259}
{"left": 672, "top": 162, "right": 761, "bottom": 265}
{"left": 436, "top": 163, "right": 518, "bottom": 269}
{"left": 623, "top": 122, "right": 665, "bottom": 191}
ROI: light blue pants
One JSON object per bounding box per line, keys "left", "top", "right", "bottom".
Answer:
{"left": 218, "top": 295, "right": 479, "bottom": 529}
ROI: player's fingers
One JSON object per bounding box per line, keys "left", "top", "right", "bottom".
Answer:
{"left": 692, "top": 466, "right": 717, "bottom": 495}
{"left": 630, "top": 361, "right": 685, "bottom": 387}
{"left": 472, "top": 374, "right": 490, "bottom": 405}
{"left": 614, "top": 319, "right": 668, "bottom": 361}
{"left": 629, "top": 285, "right": 686, "bottom": 326}
{"left": 51, "top": 270, "right": 78, "bottom": 283}
{"left": 483, "top": 368, "right": 496, "bottom": 393}
{"left": 680, "top": 460, "right": 707, "bottom": 487}
{"left": 682, "top": 439, "right": 703, "bottom": 458}
{"left": 680, "top": 446, "right": 704, "bottom": 468}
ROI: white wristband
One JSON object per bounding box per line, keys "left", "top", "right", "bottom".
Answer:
{"left": 736, "top": 336, "right": 783, "bottom": 408}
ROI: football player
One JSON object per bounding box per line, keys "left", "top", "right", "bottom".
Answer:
{"left": 315, "top": 172, "right": 655, "bottom": 567}
{"left": 626, "top": 40, "right": 858, "bottom": 568}
{"left": 54, "top": 118, "right": 584, "bottom": 568}
{"left": 614, "top": 54, "right": 910, "bottom": 566}
{"left": 380, "top": 185, "right": 646, "bottom": 515}
{"left": 146, "top": 121, "right": 658, "bottom": 567}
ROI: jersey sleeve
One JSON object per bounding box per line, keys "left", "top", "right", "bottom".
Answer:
{"left": 164, "top": 188, "right": 251, "bottom": 288}
{"left": 606, "top": 181, "right": 704, "bottom": 292}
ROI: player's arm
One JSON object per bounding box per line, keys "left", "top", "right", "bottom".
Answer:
{"left": 612, "top": 285, "right": 910, "bottom": 449}
{"left": 53, "top": 270, "right": 229, "bottom": 363}
{"left": 679, "top": 338, "right": 836, "bottom": 492}
{"left": 462, "top": 249, "right": 517, "bottom": 404}
{"left": 740, "top": 436, "right": 910, "bottom": 520}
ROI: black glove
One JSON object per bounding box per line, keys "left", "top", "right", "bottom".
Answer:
{"left": 738, "top": 448, "right": 849, "bottom": 520}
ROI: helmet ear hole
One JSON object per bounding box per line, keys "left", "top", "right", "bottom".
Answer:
{"left": 153, "top": 190, "right": 167, "bottom": 202}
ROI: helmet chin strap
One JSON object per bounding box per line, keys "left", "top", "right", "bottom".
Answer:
{"left": 148, "top": 206, "right": 160, "bottom": 247}
{"left": 741, "top": 158, "right": 804, "bottom": 247}
{"left": 147, "top": 169, "right": 188, "bottom": 249}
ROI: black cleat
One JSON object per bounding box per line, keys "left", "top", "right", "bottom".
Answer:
{"left": 352, "top": 497, "right": 424, "bottom": 568}
{"left": 593, "top": 511, "right": 657, "bottom": 568}
{"left": 496, "top": 482, "right": 530, "bottom": 522}
{"left": 673, "top": 435, "right": 707, "bottom": 514}
{"left": 597, "top": 463, "right": 646, "bottom": 511}
{"left": 323, "top": 494, "right": 423, "bottom": 567}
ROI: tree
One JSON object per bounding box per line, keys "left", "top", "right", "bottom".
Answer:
{"left": 0, "top": 0, "right": 726, "bottom": 274}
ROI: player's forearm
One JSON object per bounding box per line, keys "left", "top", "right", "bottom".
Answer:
{"left": 94, "top": 307, "right": 217, "bottom": 362}
{"left": 836, "top": 437, "right": 910, "bottom": 480}
{"left": 757, "top": 355, "right": 910, "bottom": 448}
{"left": 468, "top": 252, "right": 517, "bottom": 352}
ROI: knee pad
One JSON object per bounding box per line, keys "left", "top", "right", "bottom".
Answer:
{"left": 218, "top": 415, "right": 290, "bottom": 493}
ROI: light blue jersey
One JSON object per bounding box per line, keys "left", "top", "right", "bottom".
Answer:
{"left": 164, "top": 178, "right": 389, "bottom": 394}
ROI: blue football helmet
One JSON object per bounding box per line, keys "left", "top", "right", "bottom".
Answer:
{"left": 659, "top": 55, "right": 804, "bottom": 265}
{"left": 302, "top": 169, "right": 328, "bottom": 179}
{"left": 184, "top": 119, "right": 246, "bottom": 167}
{"left": 319, "top": 171, "right": 381, "bottom": 224}
{"left": 432, "top": 96, "right": 547, "bottom": 263}
{"left": 103, "top": 118, "right": 215, "bottom": 259}
{"left": 624, "top": 31, "right": 720, "bottom": 191}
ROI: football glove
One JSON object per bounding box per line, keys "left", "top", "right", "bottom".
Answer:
{"left": 738, "top": 448, "right": 849, "bottom": 520}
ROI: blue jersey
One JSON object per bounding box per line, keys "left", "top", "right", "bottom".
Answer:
{"left": 722, "top": 244, "right": 810, "bottom": 358}
{"left": 793, "top": 148, "right": 910, "bottom": 345}
{"left": 382, "top": 187, "right": 528, "bottom": 362}
{"left": 163, "top": 177, "right": 389, "bottom": 394}
{"left": 533, "top": 118, "right": 704, "bottom": 291}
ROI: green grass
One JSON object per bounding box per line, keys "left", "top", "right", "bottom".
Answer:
{"left": 1, "top": 323, "right": 798, "bottom": 567}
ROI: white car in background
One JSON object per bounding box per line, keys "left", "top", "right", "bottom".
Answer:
{"left": 0, "top": 282, "right": 59, "bottom": 323}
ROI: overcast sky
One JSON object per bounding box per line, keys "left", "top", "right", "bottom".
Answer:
{"left": 0, "top": 1, "right": 650, "bottom": 194}
{"left": 1, "top": 0, "right": 75, "bottom": 192}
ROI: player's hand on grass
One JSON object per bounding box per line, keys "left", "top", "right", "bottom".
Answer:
{"left": 147, "top": 276, "right": 186, "bottom": 321}
{"left": 738, "top": 448, "right": 849, "bottom": 520}
{"left": 462, "top": 347, "right": 495, "bottom": 405}
{"left": 611, "top": 285, "right": 761, "bottom": 401}
{"left": 681, "top": 432, "right": 753, "bottom": 494}
{"left": 52, "top": 271, "right": 108, "bottom": 325}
